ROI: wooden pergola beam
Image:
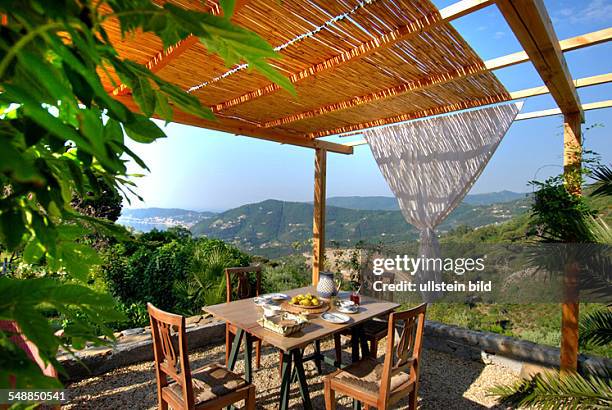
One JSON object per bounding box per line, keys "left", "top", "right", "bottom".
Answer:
{"left": 314, "top": 71, "right": 611, "bottom": 139}
{"left": 345, "top": 99, "right": 612, "bottom": 147}
{"left": 509, "top": 73, "right": 612, "bottom": 100}
{"left": 113, "top": 36, "right": 200, "bottom": 96}
{"left": 210, "top": 0, "right": 494, "bottom": 114}
{"left": 262, "top": 29, "right": 611, "bottom": 129}
{"left": 312, "top": 148, "right": 327, "bottom": 285}
{"left": 111, "top": 94, "right": 353, "bottom": 154}
{"left": 496, "top": 0, "right": 582, "bottom": 118}
{"left": 484, "top": 27, "right": 611, "bottom": 71}
{"left": 561, "top": 112, "right": 582, "bottom": 373}
{"left": 112, "top": 0, "right": 249, "bottom": 96}
{"left": 310, "top": 94, "right": 509, "bottom": 138}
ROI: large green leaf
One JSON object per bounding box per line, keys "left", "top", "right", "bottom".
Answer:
{"left": 123, "top": 115, "right": 166, "bottom": 143}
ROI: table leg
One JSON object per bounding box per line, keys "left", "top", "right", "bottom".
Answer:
{"left": 279, "top": 350, "right": 292, "bottom": 410}
{"left": 350, "top": 327, "right": 360, "bottom": 363}
{"left": 314, "top": 340, "right": 323, "bottom": 374}
{"left": 244, "top": 332, "right": 253, "bottom": 383}
{"left": 350, "top": 327, "right": 362, "bottom": 410}
{"left": 227, "top": 328, "right": 243, "bottom": 371}
{"left": 359, "top": 331, "right": 370, "bottom": 358}
{"left": 293, "top": 349, "right": 313, "bottom": 410}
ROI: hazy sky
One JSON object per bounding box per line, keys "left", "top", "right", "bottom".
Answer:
{"left": 124, "top": 0, "right": 612, "bottom": 212}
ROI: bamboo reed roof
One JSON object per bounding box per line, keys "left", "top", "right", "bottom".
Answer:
{"left": 103, "top": 0, "right": 511, "bottom": 151}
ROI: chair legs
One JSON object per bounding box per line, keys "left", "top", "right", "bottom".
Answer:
{"left": 227, "top": 326, "right": 262, "bottom": 369}
{"left": 334, "top": 333, "right": 342, "bottom": 366}
{"left": 409, "top": 387, "right": 418, "bottom": 409}
{"left": 324, "top": 379, "right": 336, "bottom": 410}
{"left": 369, "top": 338, "right": 378, "bottom": 358}
{"left": 246, "top": 384, "right": 256, "bottom": 410}
{"left": 255, "top": 339, "right": 262, "bottom": 369}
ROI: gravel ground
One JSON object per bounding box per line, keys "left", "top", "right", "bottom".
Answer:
{"left": 64, "top": 339, "right": 518, "bottom": 409}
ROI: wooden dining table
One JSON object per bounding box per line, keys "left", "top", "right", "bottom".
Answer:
{"left": 203, "top": 286, "right": 399, "bottom": 410}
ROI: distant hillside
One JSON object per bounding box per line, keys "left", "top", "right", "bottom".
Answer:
{"left": 463, "top": 190, "right": 528, "bottom": 206}
{"left": 118, "top": 208, "right": 216, "bottom": 232}
{"left": 191, "top": 197, "right": 531, "bottom": 257}
{"left": 326, "top": 196, "right": 399, "bottom": 211}
{"left": 326, "top": 191, "right": 527, "bottom": 211}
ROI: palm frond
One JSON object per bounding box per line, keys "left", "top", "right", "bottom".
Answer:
{"left": 584, "top": 216, "right": 612, "bottom": 245}
{"left": 490, "top": 371, "right": 612, "bottom": 409}
{"left": 590, "top": 164, "right": 612, "bottom": 198}
{"left": 579, "top": 309, "right": 612, "bottom": 347}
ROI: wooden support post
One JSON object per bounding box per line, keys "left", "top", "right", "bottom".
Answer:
{"left": 312, "top": 148, "right": 327, "bottom": 286}
{"left": 561, "top": 112, "right": 582, "bottom": 372}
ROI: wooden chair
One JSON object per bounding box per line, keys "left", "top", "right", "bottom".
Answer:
{"left": 225, "top": 266, "right": 263, "bottom": 369}
{"left": 334, "top": 316, "right": 388, "bottom": 362}
{"left": 335, "top": 272, "right": 395, "bottom": 362}
{"left": 148, "top": 303, "right": 255, "bottom": 410}
{"left": 324, "top": 303, "right": 427, "bottom": 410}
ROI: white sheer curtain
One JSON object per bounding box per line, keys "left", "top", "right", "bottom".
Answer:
{"left": 364, "top": 102, "right": 523, "bottom": 300}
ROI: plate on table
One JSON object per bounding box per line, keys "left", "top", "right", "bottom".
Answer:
{"left": 338, "top": 305, "right": 359, "bottom": 314}
{"left": 254, "top": 296, "right": 272, "bottom": 306}
{"left": 262, "top": 293, "right": 288, "bottom": 301}
{"left": 321, "top": 312, "right": 350, "bottom": 324}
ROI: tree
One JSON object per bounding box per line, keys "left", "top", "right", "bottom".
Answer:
{"left": 492, "top": 161, "right": 612, "bottom": 408}
{"left": 71, "top": 177, "right": 123, "bottom": 222}
{"left": 0, "top": 0, "right": 291, "bottom": 389}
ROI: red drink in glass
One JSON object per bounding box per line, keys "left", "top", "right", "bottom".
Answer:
{"left": 350, "top": 292, "right": 360, "bottom": 306}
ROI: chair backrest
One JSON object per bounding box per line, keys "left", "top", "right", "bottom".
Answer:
{"left": 379, "top": 303, "right": 427, "bottom": 406}
{"left": 147, "top": 303, "right": 194, "bottom": 409}
{"left": 225, "top": 266, "right": 262, "bottom": 303}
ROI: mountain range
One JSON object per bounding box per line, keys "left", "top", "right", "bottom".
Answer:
{"left": 189, "top": 197, "right": 530, "bottom": 257}
{"left": 117, "top": 192, "right": 530, "bottom": 257}
{"left": 324, "top": 190, "right": 526, "bottom": 210}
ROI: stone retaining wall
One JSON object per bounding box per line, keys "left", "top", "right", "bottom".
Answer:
{"left": 59, "top": 317, "right": 225, "bottom": 382}
{"left": 423, "top": 321, "right": 611, "bottom": 378}
{"left": 59, "top": 318, "right": 611, "bottom": 381}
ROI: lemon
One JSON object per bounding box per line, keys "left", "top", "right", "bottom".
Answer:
{"left": 290, "top": 297, "right": 298, "bottom": 304}
{"left": 300, "top": 299, "right": 312, "bottom": 306}
{"left": 311, "top": 298, "right": 319, "bottom": 306}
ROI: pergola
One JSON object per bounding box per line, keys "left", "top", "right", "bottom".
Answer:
{"left": 102, "top": 0, "right": 611, "bottom": 372}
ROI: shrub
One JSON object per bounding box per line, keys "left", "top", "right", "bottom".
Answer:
{"left": 102, "top": 231, "right": 251, "bottom": 322}
{"left": 262, "top": 255, "right": 310, "bottom": 293}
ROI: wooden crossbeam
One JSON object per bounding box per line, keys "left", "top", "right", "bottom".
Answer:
{"left": 113, "top": 36, "right": 200, "bottom": 96}
{"left": 345, "top": 99, "right": 612, "bottom": 147}
{"left": 509, "top": 73, "right": 612, "bottom": 100}
{"left": 312, "top": 71, "right": 611, "bottom": 139}
{"left": 111, "top": 0, "right": 245, "bottom": 96}
{"left": 209, "top": 0, "right": 494, "bottom": 113}
{"left": 111, "top": 94, "right": 353, "bottom": 154}
{"left": 496, "top": 0, "right": 582, "bottom": 118}
{"left": 261, "top": 29, "right": 611, "bottom": 129}
{"left": 514, "top": 100, "right": 612, "bottom": 121}
{"left": 308, "top": 94, "right": 510, "bottom": 139}
{"left": 484, "top": 27, "right": 611, "bottom": 70}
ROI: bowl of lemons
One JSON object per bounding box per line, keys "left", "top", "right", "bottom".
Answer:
{"left": 289, "top": 293, "right": 322, "bottom": 309}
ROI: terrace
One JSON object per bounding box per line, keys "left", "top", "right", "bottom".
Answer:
{"left": 2, "top": 0, "right": 610, "bottom": 408}
{"left": 82, "top": 0, "right": 611, "bottom": 407}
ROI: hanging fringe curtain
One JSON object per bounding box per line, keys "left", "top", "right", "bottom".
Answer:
{"left": 364, "top": 102, "right": 523, "bottom": 301}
